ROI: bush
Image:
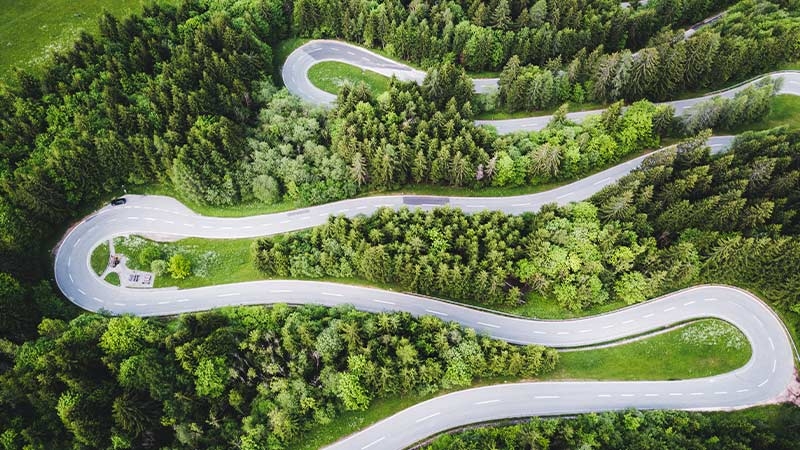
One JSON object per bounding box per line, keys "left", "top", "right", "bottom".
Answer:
{"left": 150, "top": 260, "right": 167, "bottom": 276}
{"left": 168, "top": 254, "right": 191, "bottom": 279}
{"left": 138, "top": 245, "right": 162, "bottom": 269}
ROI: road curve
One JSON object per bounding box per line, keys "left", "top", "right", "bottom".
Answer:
{"left": 52, "top": 134, "right": 796, "bottom": 448}
{"left": 282, "top": 39, "right": 800, "bottom": 134}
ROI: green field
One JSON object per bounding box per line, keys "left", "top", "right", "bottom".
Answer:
{"left": 726, "top": 94, "right": 800, "bottom": 132}
{"left": 90, "top": 241, "right": 109, "bottom": 275}
{"left": 307, "top": 61, "right": 391, "bottom": 95}
{"left": 0, "top": 0, "right": 175, "bottom": 79}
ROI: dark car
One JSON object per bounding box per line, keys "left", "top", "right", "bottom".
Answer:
{"left": 110, "top": 198, "right": 127, "bottom": 206}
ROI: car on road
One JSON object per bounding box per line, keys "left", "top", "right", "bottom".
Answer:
{"left": 110, "top": 198, "right": 126, "bottom": 206}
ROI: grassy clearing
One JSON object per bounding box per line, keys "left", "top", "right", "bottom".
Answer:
{"left": 0, "top": 0, "right": 175, "bottom": 79}
{"left": 90, "top": 241, "right": 110, "bottom": 275}
{"left": 104, "top": 272, "right": 120, "bottom": 286}
{"left": 308, "top": 61, "right": 391, "bottom": 95}
{"left": 113, "top": 235, "right": 258, "bottom": 289}
{"left": 549, "top": 319, "right": 751, "bottom": 381}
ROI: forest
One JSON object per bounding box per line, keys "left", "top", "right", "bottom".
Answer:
{"left": 0, "top": 0, "right": 798, "bottom": 448}
{"left": 0, "top": 304, "right": 556, "bottom": 449}
{"left": 254, "top": 127, "right": 800, "bottom": 327}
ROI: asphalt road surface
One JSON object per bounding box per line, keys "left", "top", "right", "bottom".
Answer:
{"left": 282, "top": 40, "right": 800, "bottom": 134}
{"left": 53, "top": 134, "right": 797, "bottom": 448}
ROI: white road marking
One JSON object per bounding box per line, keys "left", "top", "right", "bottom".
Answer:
{"left": 361, "top": 437, "right": 385, "bottom": 450}
{"left": 772, "top": 360, "right": 777, "bottom": 373}
{"left": 602, "top": 324, "right": 615, "bottom": 329}
{"left": 356, "top": 206, "right": 367, "bottom": 210}
{"left": 512, "top": 203, "right": 530, "bottom": 207}
{"left": 556, "top": 192, "right": 573, "bottom": 199}
{"left": 157, "top": 301, "right": 170, "bottom": 305}
{"left": 242, "top": 226, "right": 253, "bottom": 229}
{"left": 714, "top": 391, "right": 728, "bottom": 395}
{"left": 135, "top": 303, "right": 147, "bottom": 306}
{"left": 221, "top": 226, "right": 232, "bottom": 230}
{"left": 644, "top": 393, "right": 659, "bottom": 397}
{"left": 92, "top": 297, "right": 102, "bottom": 303}
{"left": 68, "top": 257, "right": 71, "bottom": 267}
{"left": 280, "top": 220, "right": 290, "bottom": 224}
{"left": 669, "top": 393, "right": 683, "bottom": 396}
{"left": 78, "top": 289, "right": 86, "bottom": 295}
{"left": 592, "top": 177, "right": 612, "bottom": 186}
{"left": 664, "top": 307, "right": 675, "bottom": 312}
{"left": 737, "top": 389, "right": 749, "bottom": 393}
{"left": 643, "top": 313, "right": 654, "bottom": 318}
{"left": 127, "top": 217, "right": 139, "bottom": 220}
{"left": 622, "top": 320, "right": 634, "bottom": 324}
{"left": 415, "top": 412, "right": 440, "bottom": 423}
{"left": 597, "top": 394, "right": 612, "bottom": 398}
{"left": 477, "top": 322, "right": 501, "bottom": 329}
{"left": 218, "top": 293, "right": 240, "bottom": 297}
{"left": 373, "top": 299, "right": 396, "bottom": 305}
{"left": 322, "top": 292, "right": 344, "bottom": 297}
{"left": 270, "top": 289, "right": 293, "bottom": 293}
{"left": 338, "top": 209, "right": 350, "bottom": 213}
{"left": 74, "top": 238, "right": 82, "bottom": 246}
{"left": 768, "top": 337, "right": 775, "bottom": 350}
{"left": 533, "top": 330, "right": 546, "bottom": 334}
{"left": 113, "top": 302, "right": 125, "bottom": 306}
{"left": 705, "top": 297, "right": 718, "bottom": 302}
{"left": 144, "top": 218, "right": 156, "bottom": 221}
{"left": 69, "top": 274, "right": 74, "bottom": 283}
{"left": 689, "top": 392, "right": 704, "bottom": 396}
{"left": 464, "top": 205, "right": 486, "bottom": 208}
{"left": 684, "top": 301, "right": 696, "bottom": 306}
{"left": 177, "top": 299, "right": 190, "bottom": 303}
{"left": 184, "top": 223, "right": 194, "bottom": 227}
{"left": 556, "top": 331, "right": 569, "bottom": 335}
{"left": 535, "top": 395, "right": 560, "bottom": 399}
{"left": 425, "top": 309, "right": 448, "bottom": 317}
{"left": 165, "top": 220, "right": 175, "bottom": 224}
{"left": 758, "top": 379, "right": 769, "bottom": 387}
{"left": 621, "top": 394, "right": 635, "bottom": 397}
{"left": 319, "top": 213, "right": 328, "bottom": 217}
{"left": 579, "top": 329, "right": 592, "bottom": 333}
{"left": 202, "top": 225, "right": 213, "bottom": 229}
{"left": 474, "top": 399, "right": 501, "bottom": 405}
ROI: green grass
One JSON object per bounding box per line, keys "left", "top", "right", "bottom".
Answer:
{"left": 307, "top": 61, "right": 391, "bottom": 95}
{"left": 90, "top": 241, "right": 110, "bottom": 276}
{"left": 112, "top": 235, "right": 258, "bottom": 289}
{"left": 104, "top": 272, "right": 120, "bottom": 286}
{"left": 549, "top": 319, "right": 751, "bottom": 381}
{"left": 0, "top": 0, "right": 175, "bottom": 79}
{"left": 722, "top": 95, "right": 800, "bottom": 133}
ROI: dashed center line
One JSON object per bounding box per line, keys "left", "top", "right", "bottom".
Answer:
{"left": 322, "top": 292, "right": 344, "bottom": 297}
{"left": 270, "top": 289, "right": 293, "bottom": 293}
{"left": 758, "top": 379, "right": 769, "bottom": 387}
{"left": 535, "top": 395, "right": 560, "bottom": 399}
{"left": 373, "top": 299, "right": 396, "bottom": 305}
{"left": 477, "top": 322, "right": 501, "bottom": 329}
{"left": 217, "top": 293, "right": 240, "bottom": 297}
{"left": 592, "top": 177, "right": 612, "bottom": 186}
{"left": 361, "top": 437, "right": 385, "bottom": 450}
{"left": 643, "top": 313, "right": 654, "bottom": 318}
{"left": 415, "top": 412, "right": 440, "bottom": 423}
{"left": 664, "top": 307, "right": 676, "bottom": 312}
{"left": 684, "top": 301, "right": 696, "bottom": 306}
{"left": 425, "top": 309, "right": 448, "bottom": 317}
{"left": 474, "top": 399, "right": 501, "bottom": 405}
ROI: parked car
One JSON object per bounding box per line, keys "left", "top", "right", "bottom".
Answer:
{"left": 110, "top": 198, "right": 127, "bottom": 206}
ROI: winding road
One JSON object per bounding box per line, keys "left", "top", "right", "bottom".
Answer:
{"left": 50, "top": 25, "right": 800, "bottom": 449}
{"left": 53, "top": 132, "right": 797, "bottom": 448}
{"left": 283, "top": 40, "right": 800, "bottom": 134}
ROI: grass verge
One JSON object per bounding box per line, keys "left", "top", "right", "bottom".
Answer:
{"left": 476, "top": 100, "right": 604, "bottom": 120}
{"left": 307, "top": 61, "right": 391, "bottom": 95}
{"left": 550, "top": 319, "right": 751, "bottom": 381}
{"left": 0, "top": 0, "right": 175, "bottom": 79}
{"left": 90, "top": 241, "right": 109, "bottom": 275}
{"left": 104, "top": 272, "right": 120, "bottom": 286}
